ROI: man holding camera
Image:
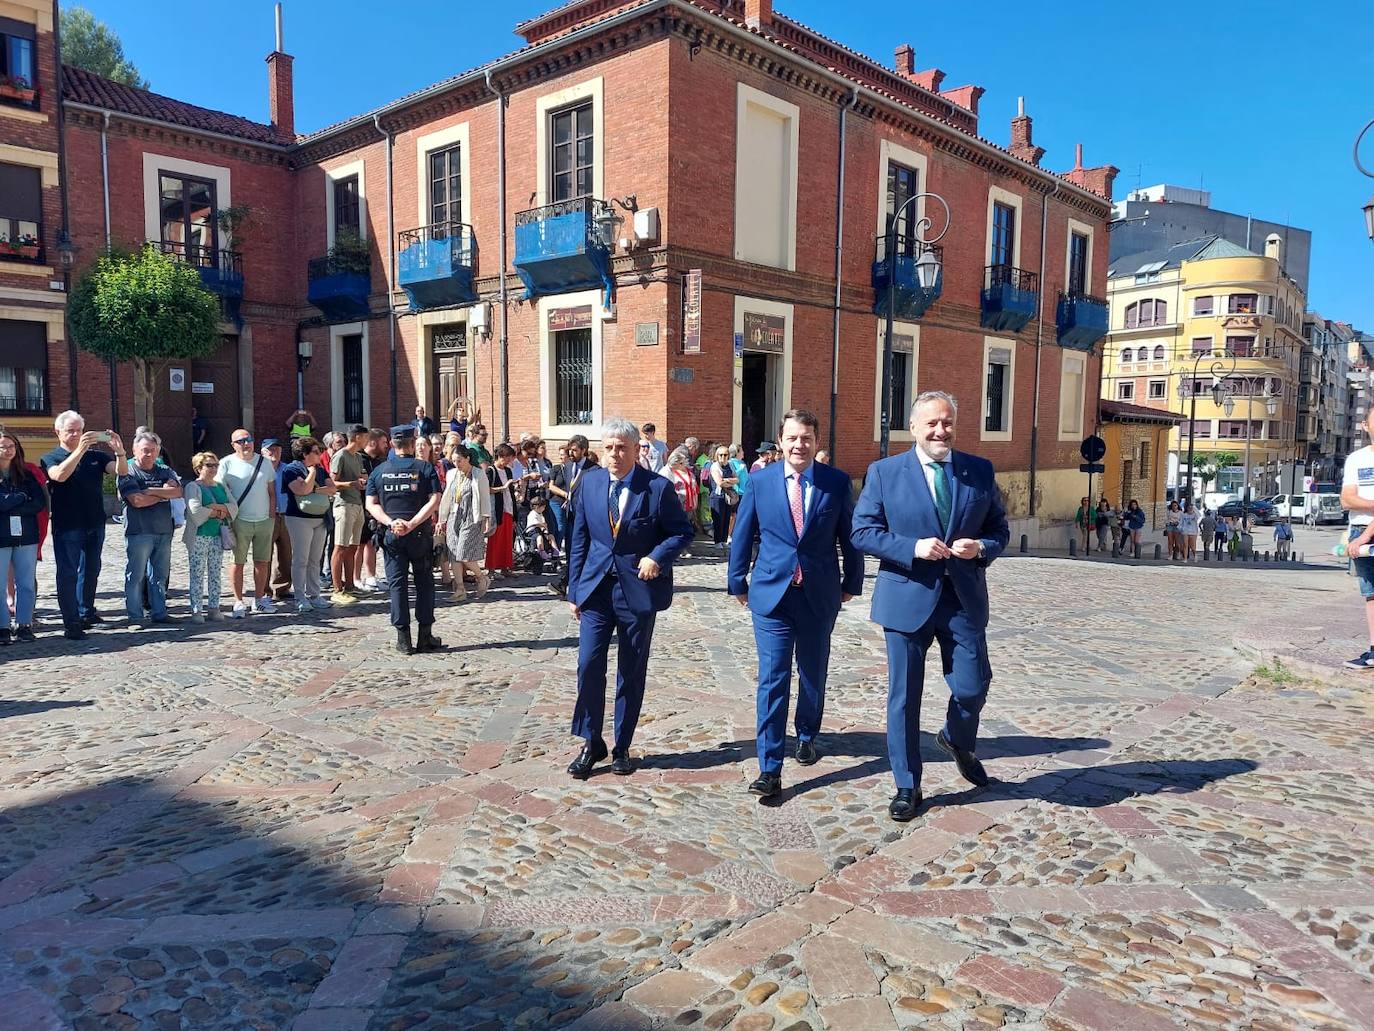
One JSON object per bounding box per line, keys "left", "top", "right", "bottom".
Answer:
{"left": 41, "top": 410, "right": 129, "bottom": 640}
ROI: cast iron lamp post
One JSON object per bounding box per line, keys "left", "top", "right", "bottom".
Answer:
{"left": 880, "top": 192, "right": 950, "bottom": 458}
{"left": 1356, "top": 118, "right": 1374, "bottom": 242}
{"left": 1177, "top": 351, "right": 1236, "bottom": 505}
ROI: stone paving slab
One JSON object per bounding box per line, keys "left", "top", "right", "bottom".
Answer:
{"left": 1, "top": 529, "right": 1372, "bottom": 1028}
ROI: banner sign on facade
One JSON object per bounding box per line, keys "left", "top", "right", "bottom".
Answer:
{"left": 742, "top": 312, "right": 785, "bottom": 354}
{"left": 682, "top": 269, "right": 702, "bottom": 354}
{"left": 549, "top": 306, "right": 594, "bottom": 332}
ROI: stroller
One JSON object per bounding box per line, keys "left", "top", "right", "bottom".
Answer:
{"left": 515, "top": 515, "right": 562, "bottom": 576}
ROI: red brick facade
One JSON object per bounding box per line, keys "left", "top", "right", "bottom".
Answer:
{"left": 0, "top": 0, "right": 1114, "bottom": 519}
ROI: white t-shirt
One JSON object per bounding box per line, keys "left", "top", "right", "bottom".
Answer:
{"left": 1343, "top": 446, "right": 1374, "bottom": 529}
{"left": 217, "top": 453, "right": 274, "bottom": 522}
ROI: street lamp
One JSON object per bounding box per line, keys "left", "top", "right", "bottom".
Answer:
{"left": 880, "top": 191, "right": 950, "bottom": 458}
{"left": 1179, "top": 351, "right": 1235, "bottom": 506}
{"left": 1356, "top": 117, "right": 1374, "bottom": 241}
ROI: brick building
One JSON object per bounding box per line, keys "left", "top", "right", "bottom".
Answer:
{"left": 1, "top": 0, "right": 1117, "bottom": 531}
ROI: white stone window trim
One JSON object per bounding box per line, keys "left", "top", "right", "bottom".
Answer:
{"left": 980, "top": 335, "right": 1015, "bottom": 443}
{"left": 872, "top": 320, "right": 919, "bottom": 444}
{"left": 323, "top": 158, "right": 367, "bottom": 249}
{"left": 733, "top": 82, "right": 800, "bottom": 272}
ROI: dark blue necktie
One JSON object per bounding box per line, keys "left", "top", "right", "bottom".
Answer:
{"left": 610, "top": 479, "right": 626, "bottom": 535}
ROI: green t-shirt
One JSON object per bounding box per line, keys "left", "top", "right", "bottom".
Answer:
{"left": 194, "top": 481, "right": 229, "bottom": 537}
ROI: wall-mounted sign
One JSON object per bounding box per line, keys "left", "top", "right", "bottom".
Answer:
{"left": 432, "top": 326, "right": 466, "bottom": 351}
{"left": 191, "top": 381, "right": 214, "bottom": 394}
{"left": 682, "top": 269, "right": 702, "bottom": 354}
{"left": 742, "top": 312, "right": 785, "bottom": 354}
{"left": 548, "top": 306, "right": 594, "bottom": 332}
{"left": 169, "top": 368, "right": 186, "bottom": 392}
{"left": 635, "top": 322, "right": 660, "bottom": 346}
{"left": 733, "top": 333, "right": 744, "bottom": 360}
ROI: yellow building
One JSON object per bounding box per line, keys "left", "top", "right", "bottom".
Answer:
{"left": 1104, "top": 235, "right": 1304, "bottom": 496}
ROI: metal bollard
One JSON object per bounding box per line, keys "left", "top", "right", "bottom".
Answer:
{"left": 1264, "top": 550, "right": 1270, "bottom": 562}
{"left": 1111, "top": 543, "right": 1119, "bottom": 558}
{"left": 1153, "top": 544, "right": 1162, "bottom": 560}
{"left": 1068, "top": 538, "right": 1077, "bottom": 557}
{"left": 1019, "top": 534, "right": 1028, "bottom": 554}
{"left": 1252, "top": 551, "right": 1259, "bottom": 563}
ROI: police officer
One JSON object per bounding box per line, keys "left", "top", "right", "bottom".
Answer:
{"left": 364, "top": 425, "right": 443, "bottom": 654}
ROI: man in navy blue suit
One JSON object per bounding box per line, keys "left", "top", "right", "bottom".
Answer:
{"left": 566, "top": 417, "right": 695, "bottom": 779}
{"left": 728, "top": 409, "right": 863, "bottom": 800}
{"left": 852, "top": 390, "right": 1010, "bottom": 822}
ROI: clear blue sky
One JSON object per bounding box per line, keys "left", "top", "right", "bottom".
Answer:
{"left": 78, "top": 0, "right": 1374, "bottom": 329}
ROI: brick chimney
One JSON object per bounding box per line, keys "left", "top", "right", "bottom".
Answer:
{"left": 744, "top": 0, "right": 771, "bottom": 29}
{"left": 266, "top": 3, "right": 294, "bottom": 139}
{"left": 1062, "top": 143, "right": 1120, "bottom": 201}
{"left": 892, "top": 44, "right": 946, "bottom": 92}
{"left": 1009, "top": 97, "right": 1044, "bottom": 167}
{"left": 939, "top": 84, "right": 985, "bottom": 117}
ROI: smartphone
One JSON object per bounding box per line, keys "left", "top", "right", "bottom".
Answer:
{"left": 93, "top": 431, "right": 112, "bottom": 443}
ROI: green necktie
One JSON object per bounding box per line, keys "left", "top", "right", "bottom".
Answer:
{"left": 933, "top": 461, "right": 952, "bottom": 531}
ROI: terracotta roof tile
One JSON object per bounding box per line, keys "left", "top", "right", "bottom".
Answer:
{"left": 62, "top": 65, "right": 292, "bottom": 147}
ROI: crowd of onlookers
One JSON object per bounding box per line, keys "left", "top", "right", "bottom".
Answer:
{"left": 1073, "top": 494, "right": 1295, "bottom": 561}
{"left": 0, "top": 403, "right": 825, "bottom": 645}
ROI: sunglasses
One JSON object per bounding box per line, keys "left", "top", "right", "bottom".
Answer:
{"left": 204, "top": 462, "right": 219, "bottom": 468}
{"left": 233, "top": 437, "right": 254, "bottom": 445}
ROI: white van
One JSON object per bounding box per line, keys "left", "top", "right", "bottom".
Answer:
{"left": 1304, "top": 493, "right": 1347, "bottom": 525}
{"left": 1272, "top": 494, "right": 1307, "bottom": 520}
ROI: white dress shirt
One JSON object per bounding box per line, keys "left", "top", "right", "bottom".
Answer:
{"left": 913, "top": 445, "right": 947, "bottom": 509}
{"left": 609, "top": 473, "right": 632, "bottom": 524}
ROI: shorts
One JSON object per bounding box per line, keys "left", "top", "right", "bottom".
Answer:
{"left": 231, "top": 516, "right": 274, "bottom": 564}
{"left": 333, "top": 500, "right": 365, "bottom": 547}
{"left": 1351, "top": 525, "right": 1374, "bottom": 598}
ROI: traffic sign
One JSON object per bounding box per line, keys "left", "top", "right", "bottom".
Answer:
{"left": 1079, "top": 462, "right": 1105, "bottom": 474}
{"left": 1080, "top": 435, "right": 1106, "bottom": 463}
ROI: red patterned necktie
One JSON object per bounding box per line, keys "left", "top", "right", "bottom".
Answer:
{"left": 789, "top": 473, "right": 804, "bottom": 585}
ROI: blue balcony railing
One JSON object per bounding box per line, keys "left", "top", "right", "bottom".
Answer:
{"left": 980, "top": 264, "right": 1039, "bottom": 333}
{"left": 1056, "top": 291, "right": 1109, "bottom": 350}
{"left": 513, "top": 197, "right": 615, "bottom": 304}
{"left": 872, "top": 240, "right": 942, "bottom": 320}
{"left": 397, "top": 221, "right": 477, "bottom": 311}
{"left": 157, "top": 241, "right": 244, "bottom": 300}
{"left": 307, "top": 251, "right": 371, "bottom": 321}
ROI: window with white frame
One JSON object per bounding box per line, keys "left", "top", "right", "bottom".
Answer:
{"left": 1191, "top": 337, "right": 1213, "bottom": 356}
{"left": 1117, "top": 381, "right": 1135, "bottom": 401}
{"left": 1153, "top": 344, "right": 1165, "bottom": 361}
{"left": 1193, "top": 295, "right": 1214, "bottom": 316}
{"left": 1125, "top": 299, "right": 1167, "bottom": 328}
{"left": 983, "top": 343, "right": 1012, "bottom": 436}
{"left": 1059, "top": 354, "right": 1085, "bottom": 437}
{"left": 1148, "top": 379, "right": 1167, "bottom": 399}
{"left": 1228, "top": 293, "right": 1258, "bottom": 314}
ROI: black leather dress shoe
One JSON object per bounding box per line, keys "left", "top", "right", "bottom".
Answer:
{"left": 568, "top": 740, "right": 608, "bottom": 780}
{"left": 937, "top": 729, "right": 989, "bottom": 787}
{"left": 395, "top": 627, "right": 413, "bottom": 655}
{"left": 889, "top": 788, "right": 922, "bottom": 822}
{"left": 795, "top": 739, "right": 819, "bottom": 766}
{"left": 611, "top": 750, "right": 636, "bottom": 776}
{"left": 748, "top": 772, "right": 782, "bottom": 799}
{"left": 63, "top": 627, "right": 87, "bottom": 641}
{"left": 415, "top": 626, "right": 445, "bottom": 652}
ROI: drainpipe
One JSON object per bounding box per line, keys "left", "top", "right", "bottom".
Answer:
{"left": 99, "top": 110, "right": 119, "bottom": 430}
{"left": 486, "top": 68, "right": 510, "bottom": 444}
{"left": 1027, "top": 183, "right": 1057, "bottom": 518}
{"left": 52, "top": 0, "right": 80, "bottom": 411}
{"left": 374, "top": 113, "right": 397, "bottom": 425}
{"left": 829, "top": 87, "right": 858, "bottom": 460}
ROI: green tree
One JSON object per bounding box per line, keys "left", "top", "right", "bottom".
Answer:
{"left": 60, "top": 7, "right": 148, "bottom": 90}
{"left": 68, "top": 245, "right": 221, "bottom": 429}
{"left": 1193, "top": 451, "right": 1240, "bottom": 493}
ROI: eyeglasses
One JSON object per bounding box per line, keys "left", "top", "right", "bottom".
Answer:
{"left": 203, "top": 462, "right": 219, "bottom": 468}
{"left": 233, "top": 437, "right": 253, "bottom": 445}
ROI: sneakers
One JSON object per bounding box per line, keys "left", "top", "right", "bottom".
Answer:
{"left": 309, "top": 596, "right": 333, "bottom": 611}
{"left": 1344, "top": 649, "right": 1374, "bottom": 670}
{"left": 255, "top": 596, "right": 276, "bottom": 614}
{"left": 232, "top": 601, "right": 250, "bottom": 619}
{"left": 330, "top": 591, "right": 358, "bottom": 607}
{"left": 296, "top": 601, "right": 313, "bottom": 615}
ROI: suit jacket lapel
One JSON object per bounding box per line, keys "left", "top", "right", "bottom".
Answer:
{"left": 945, "top": 451, "right": 965, "bottom": 543}
{"left": 591, "top": 468, "right": 612, "bottom": 541}
{"left": 905, "top": 449, "right": 940, "bottom": 538}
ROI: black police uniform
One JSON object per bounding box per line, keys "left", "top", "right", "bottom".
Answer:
{"left": 365, "top": 429, "right": 442, "bottom": 651}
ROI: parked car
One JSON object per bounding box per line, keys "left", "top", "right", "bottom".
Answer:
{"left": 1304, "top": 493, "right": 1347, "bottom": 526}
{"left": 1215, "top": 498, "right": 1277, "bottom": 525}
{"left": 1271, "top": 493, "right": 1308, "bottom": 520}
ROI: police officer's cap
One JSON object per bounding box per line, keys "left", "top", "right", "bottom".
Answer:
{"left": 390, "top": 425, "right": 417, "bottom": 442}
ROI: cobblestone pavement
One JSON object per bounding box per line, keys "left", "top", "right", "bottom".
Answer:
{"left": 2, "top": 527, "right": 1373, "bottom": 1030}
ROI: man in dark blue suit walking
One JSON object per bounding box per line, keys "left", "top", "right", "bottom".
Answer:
{"left": 728, "top": 409, "right": 863, "bottom": 800}
{"left": 566, "top": 417, "right": 695, "bottom": 779}
{"left": 852, "top": 391, "right": 1010, "bottom": 821}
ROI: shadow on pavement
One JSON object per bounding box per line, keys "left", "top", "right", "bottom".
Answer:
{"left": 0, "top": 699, "right": 94, "bottom": 720}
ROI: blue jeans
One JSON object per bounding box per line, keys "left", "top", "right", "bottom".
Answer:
{"left": 52, "top": 525, "right": 105, "bottom": 626}
{"left": 125, "top": 533, "right": 172, "bottom": 620}
{"left": 0, "top": 544, "right": 38, "bottom": 627}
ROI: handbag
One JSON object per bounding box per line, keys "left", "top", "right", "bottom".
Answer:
{"left": 219, "top": 523, "right": 237, "bottom": 551}
{"left": 297, "top": 492, "right": 330, "bottom": 516}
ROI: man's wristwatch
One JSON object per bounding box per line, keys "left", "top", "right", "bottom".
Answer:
{"left": 977, "top": 541, "right": 986, "bottom": 559}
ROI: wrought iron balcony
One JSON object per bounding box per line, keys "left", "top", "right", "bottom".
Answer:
{"left": 513, "top": 196, "right": 615, "bottom": 304}
{"left": 980, "top": 264, "right": 1039, "bottom": 333}
{"left": 871, "top": 240, "right": 942, "bottom": 320}
{"left": 397, "top": 221, "right": 477, "bottom": 311}
{"left": 157, "top": 241, "right": 244, "bottom": 301}
{"left": 1056, "top": 291, "right": 1109, "bottom": 350}
{"left": 307, "top": 249, "right": 371, "bottom": 321}
{"left": 0, "top": 221, "right": 43, "bottom": 264}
